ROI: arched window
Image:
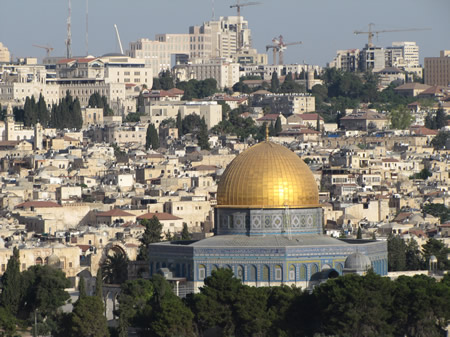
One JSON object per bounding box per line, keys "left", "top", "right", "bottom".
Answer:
{"left": 44, "top": 257, "right": 49, "bottom": 265}
{"left": 275, "top": 265, "right": 283, "bottom": 281}
{"left": 262, "top": 265, "right": 270, "bottom": 281}
{"left": 211, "top": 265, "right": 219, "bottom": 272}
{"left": 311, "top": 263, "right": 319, "bottom": 276}
{"left": 35, "top": 257, "right": 43, "bottom": 265}
{"left": 249, "top": 265, "right": 257, "bottom": 281}
{"left": 289, "top": 265, "right": 296, "bottom": 281}
{"left": 335, "top": 263, "right": 343, "bottom": 274}
{"left": 198, "top": 264, "right": 206, "bottom": 281}
{"left": 237, "top": 265, "right": 244, "bottom": 281}
{"left": 300, "top": 264, "right": 307, "bottom": 280}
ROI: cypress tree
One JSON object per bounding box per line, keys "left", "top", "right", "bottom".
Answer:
{"left": 181, "top": 223, "right": 191, "bottom": 240}
{"left": 37, "top": 93, "right": 49, "bottom": 126}
{"left": 275, "top": 116, "right": 282, "bottom": 135}
{"left": 316, "top": 113, "right": 321, "bottom": 132}
{"left": 197, "top": 117, "right": 210, "bottom": 150}
{"left": 72, "top": 97, "right": 83, "bottom": 130}
{"left": 357, "top": 227, "right": 362, "bottom": 239}
{"left": 270, "top": 72, "right": 280, "bottom": 93}
{"left": 95, "top": 268, "right": 103, "bottom": 299}
{"left": 176, "top": 111, "right": 183, "bottom": 137}
{"left": 1, "top": 247, "right": 22, "bottom": 315}
{"left": 146, "top": 123, "right": 159, "bottom": 150}
{"left": 78, "top": 275, "right": 87, "bottom": 301}
{"left": 23, "top": 96, "right": 33, "bottom": 126}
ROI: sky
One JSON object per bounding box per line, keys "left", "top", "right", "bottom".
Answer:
{"left": 0, "top": 0, "right": 449, "bottom": 66}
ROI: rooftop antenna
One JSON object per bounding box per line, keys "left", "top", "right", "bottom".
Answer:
{"left": 212, "top": 0, "right": 215, "bottom": 20}
{"left": 85, "top": 0, "right": 89, "bottom": 55}
{"left": 66, "top": 0, "right": 72, "bottom": 58}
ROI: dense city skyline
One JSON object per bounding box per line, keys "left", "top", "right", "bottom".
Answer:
{"left": 1, "top": 0, "right": 449, "bottom": 66}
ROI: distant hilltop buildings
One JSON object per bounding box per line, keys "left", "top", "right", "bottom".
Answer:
{"left": 329, "top": 41, "right": 423, "bottom": 80}
{"left": 0, "top": 42, "right": 11, "bottom": 63}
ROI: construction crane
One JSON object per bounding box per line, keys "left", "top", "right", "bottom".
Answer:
{"left": 114, "top": 24, "right": 124, "bottom": 55}
{"left": 354, "top": 23, "right": 431, "bottom": 48}
{"left": 267, "top": 35, "right": 302, "bottom": 65}
{"left": 32, "top": 44, "right": 54, "bottom": 58}
{"left": 230, "top": 0, "right": 261, "bottom": 53}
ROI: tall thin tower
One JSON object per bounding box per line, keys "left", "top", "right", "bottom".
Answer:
{"left": 66, "top": 0, "right": 72, "bottom": 58}
{"left": 85, "top": 0, "right": 89, "bottom": 55}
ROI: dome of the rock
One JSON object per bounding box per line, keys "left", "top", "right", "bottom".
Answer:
{"left": 217, "top": 141, "right": 319, "bottom": 209}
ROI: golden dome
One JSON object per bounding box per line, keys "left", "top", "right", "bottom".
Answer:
{"left": 217, "top": 141, "right": 320, "bottom": 209}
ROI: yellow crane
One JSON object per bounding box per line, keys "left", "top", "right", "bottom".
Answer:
{"left": 32, "top": 44, "right": 54, "bottom": 58}
{"left": 266, "top": 35, "right": 302, "bottom": 65}
{"left": 354, "top": 23, "right": 431, "bottom": 48}
{"left": 230, "top": 0, "right": 261, "bottom": 52}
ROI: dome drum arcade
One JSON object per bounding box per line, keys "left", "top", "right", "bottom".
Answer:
{"left": 148, "top": 139, "right": 388, "bottom": 294}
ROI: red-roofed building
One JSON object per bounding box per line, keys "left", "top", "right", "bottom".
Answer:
{"left": 255, "top": 114, "right": 287, "bottom": 126}
{"left": 409, "top": 125, "right": 439, "bottom": 136}
{"left": 96, "top": 208, "right": 136, "bottom": 226}
{"left": 137, "top": 212, "right": 184, "bottom": 235}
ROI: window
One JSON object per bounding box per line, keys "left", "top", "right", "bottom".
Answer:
{"left": 300, "top": 264, "right": 307, "bottom": 280}
{"left": 198, "top": 264, "right": 206, "bottom": 280}
{"left": 262, "top": 265, "right": 270, "bottom": 281}
{"left": 69, "top": 262, "right": 73, "bottom": 268}
{"left": 249, "top": 265, "right": 257, "bottom": 281}
{"left": 35, "top": 257, "right": 43, "bottom": 265}
{"left": 237, "top": 265, "right": 244, "bottom": 281}
{"left": 289, "top": 265, "right": 296, "bottom": 280}
{"left": 275, "top": 265, "right": 282, "bottom": 281}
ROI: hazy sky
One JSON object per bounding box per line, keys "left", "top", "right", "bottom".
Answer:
{"left": 1, "top": 0, "right": 448, "bottom": 66}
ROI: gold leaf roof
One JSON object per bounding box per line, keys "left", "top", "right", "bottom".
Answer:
{"left": 217, "top": 141, "right": 320, "bottom": 209}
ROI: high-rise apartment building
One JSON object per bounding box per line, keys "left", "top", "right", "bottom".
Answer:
{"left": 359, "top": 46, "right": 385, "bottom": 72}
{"left": 0, "top": 42, "right": 11, "bottom": 63}
{"left": 128, "top": 34, "right": 190, "bottom": 77}
{"left": 424, "top": 50, "right": 450, "bottom": 86}
{"left": 385, "top": 42, "right": 419, "bottom": 68}
{"left": 329, "top": 49, "right": 360, "bottom": 72}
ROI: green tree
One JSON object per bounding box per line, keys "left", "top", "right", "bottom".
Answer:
{"left": 95, "top": 268, "right": 103, "bottom": 298}
{"left": 0, "top": 306, "right": 17, "bottom": 336}
{"left": 0, "top": 247, "right": 22, "bottom": 315}
{"left": 78, "top": 276, "right": 87, "bottom": 301}
{"left": 152, "top": 78, "right": 162, "bottom": 90}
{"left": 423, "top": 203, "right": 450, "bottom": 223}
{"left": 314, "top": 271, "right": 394, "bottom": 337}
{"left": 181, "top": 223, "right": 191, "bottom": 240}
{"left": 190, "top": 268, "right": 243, "bottom": 336}
{"left": 147, "top": 275, "right": 195, "bottom": 337}
{"left": 389, "top": 105, "right": 414, "bottom": 129}
{"left": 71, "top": 296, "right": 110, "bottom": 337}
{"left": 159, "top": 70, "right": 175, "bottom": 90}
{"left": 356, "top": 227, "right": 362, "bottom": 239}
{"left": 146, "top": 123, "right": 159, "bottom": 150}
{"left": 387, "top": 234, "right": 406, "bottom": 271}
{"left": 136, "top": 92, "right": 145, "bottom": 113}
{"left": 274, "top": 116, "right": 282, "bottom": 135}
{"left": 270, "top": 72, "right": 279, "bottom": 93}
{"left": 422, "top": 238, "right": 450, "bottom": 270}
{"left": 405, "top": 239, "right": 424, "bottom": 270}
{"left": 435, "top": 107, "right": 447, "bottom": 129}
{"left": 37, "top": 93, "right": 49, "bottom": 126}
{"left": 391, "top": 275, "right": 449, "bottom": 337}
{"left": 138, "top": 216, "right": 163, "bottom": 261}
{"left": 176, "top": 111, "right": 183, "bottom": 137}
{"left": 21, "top": 265, "right": 71, "bottom": 317}
{"left": 197, "top": 116, "right": 210, "bottom": 150}
{"left": 117, "top": 279, "right": 154, "bottom": 334}
{"left": 101, "top": 251, "right": 129, "bottom": 284}
{"left": 431, "top": 131, "right": 449, "bottom": 150}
